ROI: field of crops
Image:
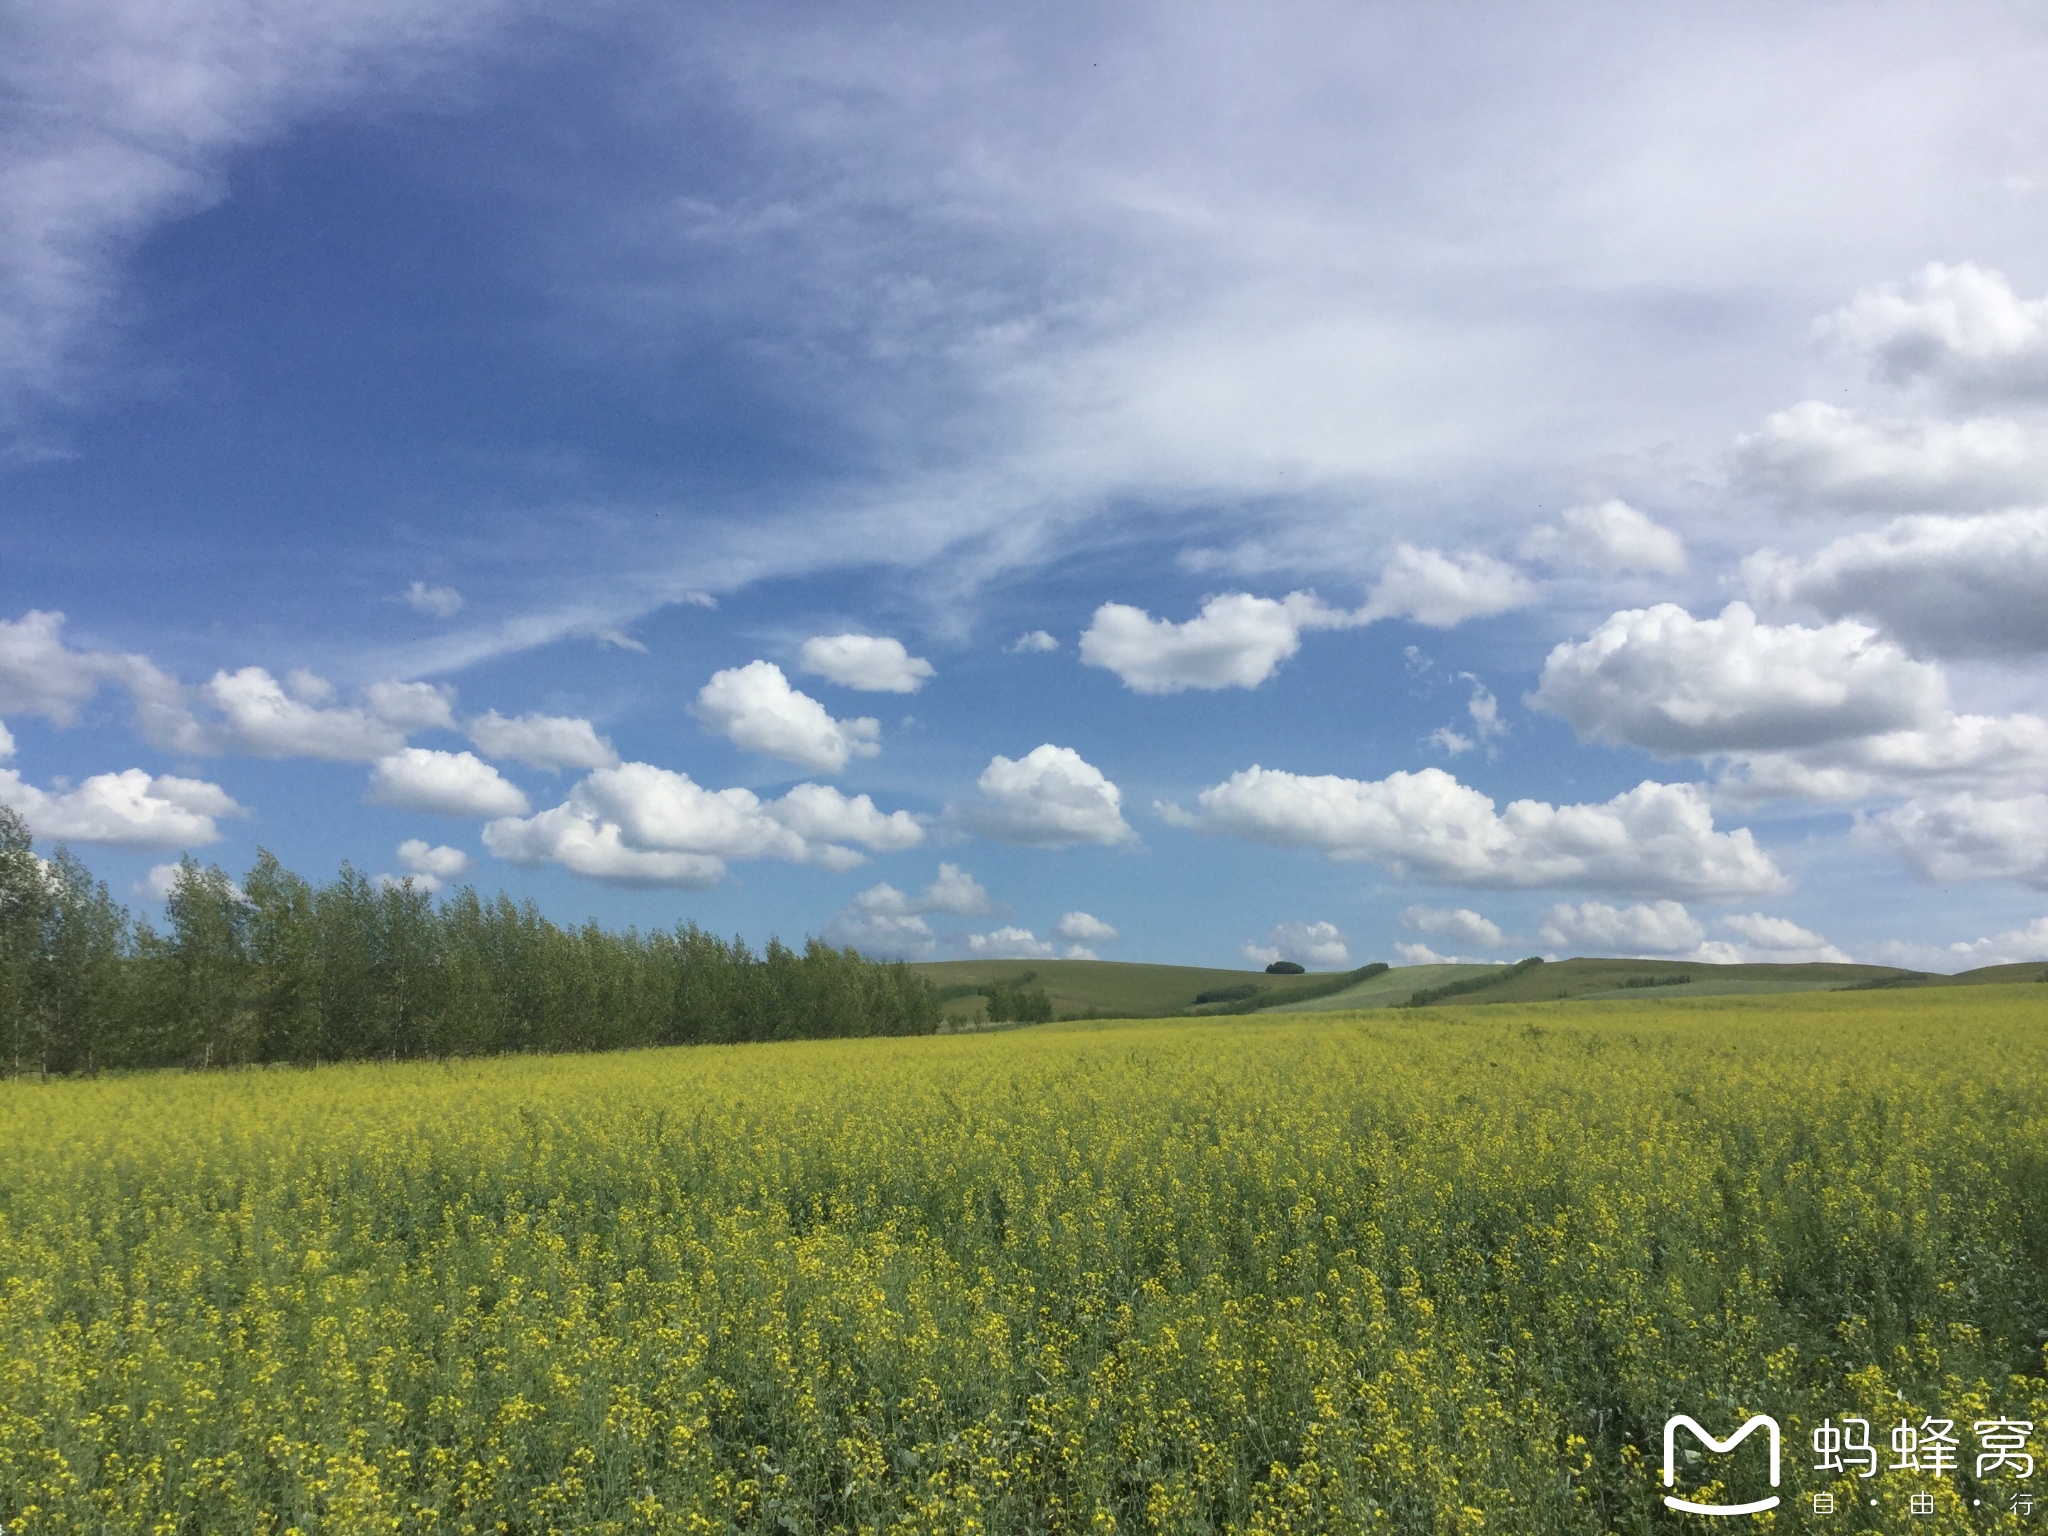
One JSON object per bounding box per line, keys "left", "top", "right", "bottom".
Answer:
{"left": 3, "top": 986, "right": 2045, "bottom": 1534}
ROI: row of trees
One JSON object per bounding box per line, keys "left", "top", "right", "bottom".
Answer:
{"left": 0, "top": 809, "right": 939, "bottom": 1077}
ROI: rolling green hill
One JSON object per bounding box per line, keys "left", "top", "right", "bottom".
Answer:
{"left": 912, "top": 953, "right": 2048, "bottom": 1023}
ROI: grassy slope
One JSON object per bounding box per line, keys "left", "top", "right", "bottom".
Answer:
{"left": 915, "top": 953, "right": 2047, "bottom": 1020}
{"left": 913, "top": 958, "right": 1392, "bottom": 1022}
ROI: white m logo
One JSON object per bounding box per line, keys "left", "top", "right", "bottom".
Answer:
{"left": 1662, "top": 1414, "right": 1782, "bottom": 1516}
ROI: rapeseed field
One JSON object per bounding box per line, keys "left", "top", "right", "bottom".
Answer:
{"left": 2, "top": 987, "right": 2044, "bottom": 1534}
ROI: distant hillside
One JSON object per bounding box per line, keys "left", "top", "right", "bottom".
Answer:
{"left": 911, "top": 954, "right": 2048, "bottom": 1024}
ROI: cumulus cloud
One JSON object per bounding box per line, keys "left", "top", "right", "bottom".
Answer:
{"left": 823, "top": 904, "right": 937, "bottom": 959}
{"left": 1242, "top": 920, "right": 1350, "bottom": 968}
{"left": 1713, "top": 912, "right": 1851, "bottom": 964}
{"left": 398, "top": 839, "right": 471, "bottom": 882}
{"left": 766, "top": 781, "right": 926, "bottom": 852}
{"left": 1732, "top": 402, "right": 2048, "bottom": 514}
{"left": 1079, "top": 591, "right": 1344, "bottom": 693}
{"left": 360, "top": 679, "right": 457, "bottom": 732}
{"left": 1393, "top": 942, "right": 1454, "bottom": 965}
{"left": 485, "top": 762, "right": 920, "bottom": 887}
{"left": 0, "top": 609, "right": 111, "bottom": 723}
{"left": 1821, "top": 262, "right": 2048, "bottom": 402}
{"left": 1874, "top": 915, "right": 2048, "bottom": 971}
{"left": 1429, "top": 675, "right": 1506, "bottom": 757}
{"left": 1535, "top": 600, "right": 2048, "bottom": 803}
{"left": 1533, "top": 602, "right": 1947, "bottom": 756}
{"left": 694, "top": 660, "right": 880, "bottom": 773}
{"left": 0, "top": 615, "right": 468, "bottom": 763}
{"left": 1745, "top": 508, "right": 2048, "bottom": 659}
{"left": 822, "top": 862, "right": 992, "bottom": 958}
{"left": 0, "top": 608, "right": 196, "bottom": 748}
{"left": 0, "top": 720, "right": 12, "bottom": 761}
{"left": 1055, "top": 910, "right": 1118, "bottom": 944}
{"left": 482, "top": 804, "right": 728, "bottom": 888}
{"left": 1010, "top": 630, "right": 1059, "bottom": 654}
{"left": 0, "top": 767, "right": 240, "bottom": 848}
{"left": 205, "top": 667, "right": 406, "bottom": 760}
{"left": 1400, "top": 904, "right": 1506, "bottom": 950}
{"left": 1079, "top": 558, "right": 1531, "bottom": 695}
{"left": 1519, "top": 500, "right": 1687, "bottom": 575}
{"left": 1714, "top": 711, "right": 2048, "bottom": 804}
{"left": 1865, "top": 792, "right": 2048, "bottom": 887}
{"left": 1359, "top": 546, "right": 1536, "bottom": 628}
{"left": 964, "top": 926, "right": 1057, "bottom": 959}
{"left": 954, "top": 744, "right": 1135, "bottom": 846}
{"left": 404, "top": 581, "right": 463, "bottom": 618}
{"left": 798, "top": 633, "right": 934, "bottom": 693}
{"left": 365, "top": 749, "right": 529, "bottom": 817}
{"left": 1536, "top": 899, "right": 1704, "bottom": 954}
{"left": 466, "top": 709, "right": 621, "bottom": 771}
{"left": 1163, "top": 766, "right": 1784, "bottom": 898}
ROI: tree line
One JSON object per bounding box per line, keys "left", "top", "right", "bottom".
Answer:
{"left": 0, "top": 808, "right": 939, "bottom": 1077}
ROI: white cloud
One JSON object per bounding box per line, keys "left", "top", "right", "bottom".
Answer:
{"left": 1532, "top": 602, "right": 1948, "bottom": 756}
{"left": 1428, "top": 727, "right": 1476, "bottom": 756}
{"left": 955, "top": 744, "right": 1135, "bottom": 846}
{"left": 798, "top": 633, "right": 935, "bottom": 693}
{"left": 694, "top": 660, "right": 880, "bottom": 773}
{"left": 466, "top": 709, "right": 621, "bottom": 771}
{"left": 1400, "top": 904, "right": 1506, "bottom": 950}
{"left": 0, "top": 720, "right": 12, "bottom": 761}
{"left": 405, "top": 581, "right": 464, "bottom": 618}
{"left": 1075, "top": 566, "right": 1530, "bottom": 696}
{"left": 0, "top": 616, "right": 464, "bottom": 763}
{"left": 1010, "top": 630, "right": 1059, "bottom": 653}
{"left": 1535, "top": 600, "right": 2048, "bottom": 803}
{"left": 482, "top": 803, "right": 728, "bottom": 889}
{"left": 361, "top": 679, "right": 457, "bottom": 732}
{"left": 1732, "top": 401, "right": 2048, "bottom": 513}
{"left": 0, "top": 609, "right": 109, "bottom": 723}
{"left": 0, "top": 608, "right": 198, "bottom": 751}
{"left": 918, "top": 861, "right": 993, "bottom": 914}
{"left": 365, "top": 749, "right": 529, "bottom": 818}
{"left": 1359, "top": 545, "right": 1536, "bottom": 628}
{"left": 1866, "top": 792, "right": 2048, "bottom": 887}
{"left": 1392, "top": 941, "right": 1450, "bottom": 966}
{"left": 1821, "top": 262, "right": 2048, "bottom": 402}
{"left": 485, "top": 761, "right": 921, "bottom": 887}
{"left": 1745, "top": 508, "right": 2048, "bottom": 659}
{"left": 139, "top": 862, "right": 183, "bottom": 902}
{"left": 1079, "top": 591, "right": 1343, "bottom": 693}
{"left": 1715, "top": 912, "right": 1850, "bottom": 963}
{"left": 203, "top": 667, "right": 405, "bottom": 761}
{"left": 824, "top": 905, "right": 937, "bottom": 959}
{"left": 1164, "top": 766, "right": 1784, "bottom": 898}
{"left": 1055, "top": 910, "right": 1118, "bottom": 944}
{"left": 822, "top": 862, "right": 992, "bottom": 957}
{"left": 1535, "top": 899, "right": 1704, "bottom": 955}
{"left": 1432, "top": 675, "right": 1507, "bottom": 758}
{"left": 0, "top": 767, "right": 239, "bottom": 849}
{"left": 1242, "top": 919, "right": 1350, "bottom": 969}
{"left": 1713, "top": 711, "right": 2048, "bottom": 804}
{"left": 1877, "top": 915, "right": 2048, "bottom": 970}
{"left": 964, "top": 926, "right": 1056, "bottom": 959}
{"left": 766, "top": 781, "right": 926, "bottom": 852}
{"left": 398, "top": 838, "right": 471, "bottom": 881}
{"left": 1519, "top": 500, "right": 1687, "bottom": 575}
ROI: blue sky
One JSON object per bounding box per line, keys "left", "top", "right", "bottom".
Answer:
{"left": 6, "top": 1, "right": 2048, "bottom": 971}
